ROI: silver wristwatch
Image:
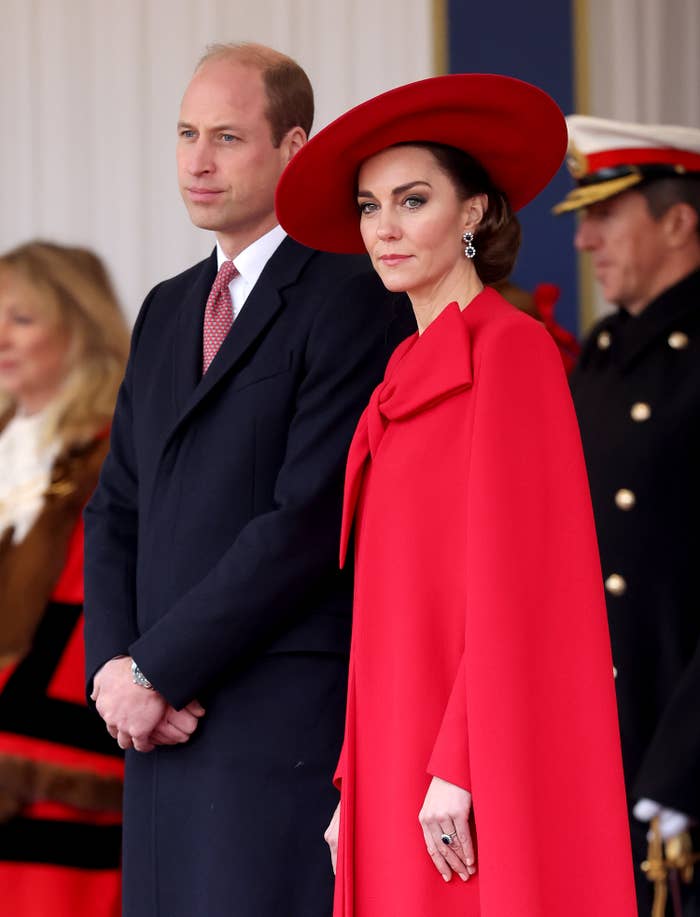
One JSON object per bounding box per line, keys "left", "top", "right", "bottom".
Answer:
{"left": 131, "top": 659, "right": 154, "bottom": 690}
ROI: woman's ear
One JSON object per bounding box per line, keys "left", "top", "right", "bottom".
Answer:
{"left": 462, "top": 193, "right": 488, "bottom": 232}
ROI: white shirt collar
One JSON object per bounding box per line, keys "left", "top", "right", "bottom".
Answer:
{"left": 216, "top": 225, "right": 287, "bottom": 318}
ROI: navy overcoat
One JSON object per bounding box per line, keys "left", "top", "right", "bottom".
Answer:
{"left": 571, "top": 267, "right": 700, "bottom": 911}
{"left": 84, "top": 238, "right": 411, "bottom": 917}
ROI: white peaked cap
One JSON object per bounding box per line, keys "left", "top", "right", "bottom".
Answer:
{"left": 553, "top": 114, "right": 700, "bottom": 213}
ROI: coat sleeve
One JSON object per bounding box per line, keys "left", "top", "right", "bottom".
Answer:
{"left": 632, "top": 639, "right": 700, "bottom": 818}
{"left": 127, "top": 273, "right": 398, "bottom": 710}
{"left": 435, "top": 316, "right": 636, "bottom": 916}
{"left": 426, "top": 653, "right": 471, "bottom": 790}
{"left": 83, "top": 286, "right": 159, "bottom": 692}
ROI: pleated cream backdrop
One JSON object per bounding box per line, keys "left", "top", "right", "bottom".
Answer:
{"left": 585, "top": 0, "right": 700, "bottom": 126}
{"left": 0, "top": 0, "right": 435, "bottom": 321}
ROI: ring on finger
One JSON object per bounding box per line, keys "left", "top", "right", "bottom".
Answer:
{"left": 440, "top": 831, "right": 458, "bottom": 845}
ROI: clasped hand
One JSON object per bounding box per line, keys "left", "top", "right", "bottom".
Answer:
{"left": 91, "top": 656, "right": 205, "bottom": 753}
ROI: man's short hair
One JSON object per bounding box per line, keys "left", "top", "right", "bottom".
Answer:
{"left": 198, "top": 42, "right": 314, "bottom": 147}
{"left": 639, "top": 175, "right": 700, "bottom": 237}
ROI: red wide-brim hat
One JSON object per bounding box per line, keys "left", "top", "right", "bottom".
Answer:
{"left": 275, "top": 73, "right": 567, "bottom": 254}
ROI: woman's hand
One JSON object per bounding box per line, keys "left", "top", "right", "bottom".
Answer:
{"left": 324, "top": 801, "right": 341, "bottom": 874}
{"left": 419, "top": 776, "right": 476, "bottom": 882}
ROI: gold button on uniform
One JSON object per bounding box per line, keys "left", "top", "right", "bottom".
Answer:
{"left": 597, "top": 330, "right": 612, "bottom": 349}
{"left": 630, "top": 402, "right": 651, "bottom": 422}
{"left": 668, "top": 331, "right": 689, "bottom": 349}
{"left": 605, "top": 573, "right": 627, "bottom": 596}
{"left": 615, "top": 488, "right": 636, "bottom": 510}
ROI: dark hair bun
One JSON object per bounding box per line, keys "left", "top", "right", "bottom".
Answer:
{"left": 474, "top": 192, "right": 521, "bottom": 284}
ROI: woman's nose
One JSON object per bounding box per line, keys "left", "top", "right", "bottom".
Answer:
{"left": 376, "top": 213, "right": 400, "bottom": 241}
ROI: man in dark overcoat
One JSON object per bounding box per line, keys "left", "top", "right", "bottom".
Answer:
{"left": 83, "top": 43, "right": 410, "bottom": 917}
{"left": 556, "top": 115, "right": 700, "bottom": 916}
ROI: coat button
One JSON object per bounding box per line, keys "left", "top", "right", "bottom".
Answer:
{"left": 668, "top": 331, "right": 689, "bottom": 349}
{"left": 630, "top": 402, "right": 651, "bottom": 422}
{"left": 597, "top": 330, "right": 612, "bottom": 349}
{"left": 615, "top": 488, "right": 636, "bottom": 510}
{"left": 605, "top": 573, "right": 627, "bottom": 596}
{"left": 613, "top": 666, "right": 618, "bottom": 679}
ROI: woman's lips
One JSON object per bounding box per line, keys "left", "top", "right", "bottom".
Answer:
{"left": 378, "top": 254, "right": 411, "bottom": 266}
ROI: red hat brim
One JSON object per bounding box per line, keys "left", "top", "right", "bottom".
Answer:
{"left": 275, "top": 73, "right": 567, "bottom": 254}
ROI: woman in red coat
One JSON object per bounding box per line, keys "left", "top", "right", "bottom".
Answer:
{"left": 276, "top": 75, "right": 637, "bottom": 916}
{"left": 0, "top": 242, "right": 129, "bottom": 915}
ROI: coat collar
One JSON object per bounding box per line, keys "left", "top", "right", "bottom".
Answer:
{"left": 171, "top": 249, "right": 217, "bottom": 412}
{"left": 340, "top": 300, "right": 474, "bottom": 566}
{"left": 166, "top": 237, "right": 316, "bottom": 448}
{"left": 603, "top": 267, "right": 700, "bottom": 370}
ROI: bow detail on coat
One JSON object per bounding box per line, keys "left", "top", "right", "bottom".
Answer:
{"left": 340, "top": 302, "right": 474, "bottom": 566}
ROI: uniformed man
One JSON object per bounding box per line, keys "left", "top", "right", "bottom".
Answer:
{"left": 555, "top": 116, "right": 700, "bottom": 917}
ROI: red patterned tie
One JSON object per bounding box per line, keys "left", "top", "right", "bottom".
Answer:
{"left": 202, "top": 260, "right": 238, "bottom": 373}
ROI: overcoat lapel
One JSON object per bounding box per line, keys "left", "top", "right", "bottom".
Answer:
{"left": 171, "top": 249, "right": 217, "bottom": 415}
{"left": 163, "top": 237, "right": 315, "bottom": 454}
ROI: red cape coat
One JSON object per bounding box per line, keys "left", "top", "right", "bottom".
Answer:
{"left": 335, "top": 290, "right": 636, "bottom": 916}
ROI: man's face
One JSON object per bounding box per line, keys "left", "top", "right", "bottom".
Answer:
{"left": 177, "top": 59, "right": 291, "bottom": 250}
{"left": 574, "top": 190, "right": 669, "bottom": 313}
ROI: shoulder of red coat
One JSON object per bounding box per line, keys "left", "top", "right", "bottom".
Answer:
{"left": 467, "top": 287, "right": 563, "bottom": 373}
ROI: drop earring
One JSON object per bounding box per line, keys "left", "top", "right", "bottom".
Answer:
{"left": 462, "top": 231, "right": 476, "bottom": 259}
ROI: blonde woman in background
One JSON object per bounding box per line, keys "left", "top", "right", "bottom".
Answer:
{"left": 0, "top": 241, "right": 129, "bottom": 916}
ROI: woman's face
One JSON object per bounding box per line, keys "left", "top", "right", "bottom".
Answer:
{"left": 357, "top": 145, "right": 478, "bottom": 298}
{"left": 0, "top": 268, "right": 72, "bottom": 414}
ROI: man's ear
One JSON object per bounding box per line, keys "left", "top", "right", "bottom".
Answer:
{"left": 280, "top": 126, "right": 307, "bottom": 165}
{"left": 662, "top": 200, "right": 699, "bottom": 249}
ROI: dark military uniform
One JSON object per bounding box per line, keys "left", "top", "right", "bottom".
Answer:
{"left": 571, "top": 267, "right": 700, "bottom": 915}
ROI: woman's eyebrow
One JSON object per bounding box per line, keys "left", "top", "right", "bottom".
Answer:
{"left": 357, "top": 180, "right": 432, "bottom": 198}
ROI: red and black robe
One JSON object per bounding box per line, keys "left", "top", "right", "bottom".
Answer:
{"left": 0, "top": 429, "right": 123, "bottom": 915}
